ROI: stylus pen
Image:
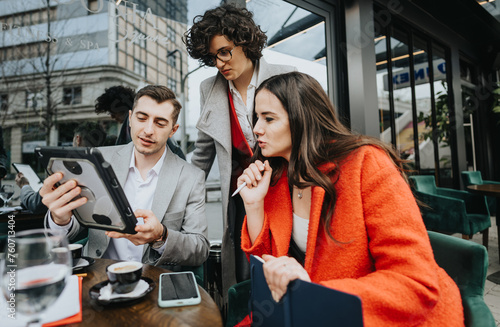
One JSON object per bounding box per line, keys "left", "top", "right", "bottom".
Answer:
{"left": 231, "top": 163, "right": 266, "bottom": 197}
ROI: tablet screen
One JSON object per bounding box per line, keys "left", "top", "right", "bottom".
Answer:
{"left": 12, "top": 163, "right": 44, "bottom": 192}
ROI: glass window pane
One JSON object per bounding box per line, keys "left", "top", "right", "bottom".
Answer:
{"left": 249, "top": 0, "right": 328, "bottom": 91}
{"left": 375, "top": 34, "right": 392, "bottom": 146}
{"left": 413, "top": 35, "right": 436, "bottom": 176}
{"left": 432, "top": 44, "right": 452, "bottom": 187}
{"left": 389, "top": 29, "right": 415, "bottom": 161}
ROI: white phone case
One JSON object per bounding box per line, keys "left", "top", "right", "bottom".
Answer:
{"left": 158, "top": 271, "right": 201, "bottom": 308}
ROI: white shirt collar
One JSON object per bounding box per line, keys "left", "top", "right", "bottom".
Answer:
{"left": 128, "top": 146, "right": 167, "bottom": 179}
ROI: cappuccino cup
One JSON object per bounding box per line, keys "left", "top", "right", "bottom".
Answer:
{"left": 68, "top": 243, "right": 83, "bottom": 260}
{"left": 106, "top": 261, "right": 143, "bottom": 294}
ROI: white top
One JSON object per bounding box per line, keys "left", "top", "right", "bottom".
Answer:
{"left": 228, "top": 63, "right": 259, "bottom": 149}
{"left": 292, "top": 212, "right": 309, "bottom": 253}
{"left": 49, "top": 147, "right": 168, "bottom": 262}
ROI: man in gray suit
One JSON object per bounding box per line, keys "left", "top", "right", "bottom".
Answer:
{"left": 41, "top": 85, "right": 209, "bottom": 267}
{"left": 184, "top": 4, "right": 295, "bottom": 295}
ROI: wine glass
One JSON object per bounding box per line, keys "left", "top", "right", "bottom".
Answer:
{"left": 0, "top": 229, "right": 72, "bottom": 326}
{"left": 0, "top": 184, "right": 14, "bottom": 207}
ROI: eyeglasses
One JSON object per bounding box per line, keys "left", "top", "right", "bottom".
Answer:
{"left": 202, "top": 46, "right": 236, "bottom": 67}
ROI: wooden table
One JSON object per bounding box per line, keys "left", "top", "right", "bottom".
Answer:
{"left": 68, "top": 258, "right": 223, "bottom": 327}
{"left": 467, "top": 184, "right": 500, "bottom": 284}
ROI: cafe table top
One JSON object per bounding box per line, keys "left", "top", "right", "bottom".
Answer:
{"left": 467, "top": 184, "right": 500, "bottom": 198}
{"left": 67, "top": 258, "right": 223, "bottom": 327}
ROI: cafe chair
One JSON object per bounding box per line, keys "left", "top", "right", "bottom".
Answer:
{"left": 409, "top": 175, "right": 491, "bottom": 247}
{"left": 461, "top": 171, "right": 500, "bottom": 215}
{"left": 427, "top": 231, "right": 495, "bottom": 327}
{"left": 182, "top": 265, "right": 204, "bottom": 287}
{"left": 226, "top": 279, "right": 251, "bottom": 327}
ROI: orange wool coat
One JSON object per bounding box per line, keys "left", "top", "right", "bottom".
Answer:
{"left": 241, "top": 146, "right": 464, "bottom": 327}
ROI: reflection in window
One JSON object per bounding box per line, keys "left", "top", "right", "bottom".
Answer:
{"left": 460, "top": 59, "right": 480, "bottom": 171}
{"left": 412, "top": 36, "right": 435, "bottom": 175}
{"left": 248, "top": 0, "right": 328, "bottom": 90}
{"left": 431, "top": 45, "right": 453, "bottom": 186}
{"left": 374, "top": 11, "right": 453, "bottom": 186}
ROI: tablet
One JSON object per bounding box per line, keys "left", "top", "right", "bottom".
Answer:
{"left": 35, "top": 146, "right": 137, "bottom": 234}
{"left": 12, "top": 163, "right": 44, "bottom": 192}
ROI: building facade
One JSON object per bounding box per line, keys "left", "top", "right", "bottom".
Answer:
{"left": 1, "top": 0, "right": 499, "bottom": 189}
{"left": 0, "top": 0, "right": 187, "bottom": 171}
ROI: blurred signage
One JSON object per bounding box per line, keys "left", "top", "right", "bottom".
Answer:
{"left": 22, "top": 141, "right": 46, "bottom": 154}
{"left": 383, "top": 59, "right": 446, "bottom": 90}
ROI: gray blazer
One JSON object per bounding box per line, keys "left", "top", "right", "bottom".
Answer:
{"left": 20, "top": 185, "right": 47, "bottom": 215}
{"left": 58, "top": 143, "right": 210, "bottom": 267}
{"left": 190, "top": 58, "right": 295, "bottom": 293}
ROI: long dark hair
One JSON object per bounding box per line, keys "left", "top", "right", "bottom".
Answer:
{"left": 252, "top": 72, "right": 407, "bottom": 240}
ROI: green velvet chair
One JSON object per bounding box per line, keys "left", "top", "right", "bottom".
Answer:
{"left": 226, "top": 279, "right": 251, "bottom": 327}
{"left": 409, "top": 175, "right": 491, "bottom": 247}
{"left": 225, "top": 233, "right": 496, "bottom": 327}
{"left": 461, "top": 171, "right": 500, "bottom": 215}
{"left": 428, "top": 231, "right": 496, "bottom": 327}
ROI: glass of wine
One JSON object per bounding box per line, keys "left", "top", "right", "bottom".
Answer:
{"left": 0, "top": 184, "right": 14, "bottom": 208}
{"left": 0, "top": 229, "right": 72, "bottom": 326}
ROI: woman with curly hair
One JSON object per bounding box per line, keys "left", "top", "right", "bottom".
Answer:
{"left": 235, "top": 72, "right": 464, "bottom": 326}
{"left": 183, "top": 4, "right": 295, "bottom": 294}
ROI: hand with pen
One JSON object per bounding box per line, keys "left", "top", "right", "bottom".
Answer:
{"left": 235, "top": 160, "right": 271, "bottom": 203}
{"left": 236, "top": 160, "right": 272, "bottom": 243}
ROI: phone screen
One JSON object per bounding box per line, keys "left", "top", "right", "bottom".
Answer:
{"left": 160, "top": 272, "right": 198, "bottom": 301}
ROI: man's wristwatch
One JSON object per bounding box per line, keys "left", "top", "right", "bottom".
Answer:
{"left": 150, "top": 224, "right": 168, "bottom": 249}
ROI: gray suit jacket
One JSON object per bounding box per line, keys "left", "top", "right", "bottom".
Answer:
{"left": 190, "top": 58, "right": 295, "bottom": 292}
{"left": 51, "top": 143, "right": 210, "bottom": 267}
{"left": 20, "top": 185, "right": 47, "bottom": 215}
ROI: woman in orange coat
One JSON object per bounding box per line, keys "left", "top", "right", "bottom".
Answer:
{"left": 236, "top": 72, "right": 464, "bottom": 326}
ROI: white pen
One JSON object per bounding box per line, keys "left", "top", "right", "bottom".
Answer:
{"left": 231, "top": 163, "right": 266, "bottom": 197}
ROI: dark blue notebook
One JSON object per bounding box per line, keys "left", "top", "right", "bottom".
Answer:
{"left": 249, "top": 255, "right": 364, "bottom": 327}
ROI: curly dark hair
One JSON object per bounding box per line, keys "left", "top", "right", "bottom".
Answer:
{"left": 183, "top": 4, "right": 267, "bottom": 65}
{"left": 94, "top": 85, "right": 136, "bottom": 121}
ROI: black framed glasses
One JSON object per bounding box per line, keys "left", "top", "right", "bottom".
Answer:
{"left": 202, "top": 46, "right": 236, "bottom": 67}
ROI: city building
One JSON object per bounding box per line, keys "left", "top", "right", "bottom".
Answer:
{"left": 1, "top": 0, "right": 499, "bottom": 189}
{"left": 0, "top": 0, "right": 188, "bottom": 170}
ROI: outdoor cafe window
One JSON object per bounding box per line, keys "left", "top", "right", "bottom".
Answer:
{"left": 375, "top": 12, "right": 455, "bottom": 187}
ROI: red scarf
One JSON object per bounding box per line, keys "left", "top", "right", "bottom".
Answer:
{"left": 228, "top": 87, "right": 253, "bottom": 192}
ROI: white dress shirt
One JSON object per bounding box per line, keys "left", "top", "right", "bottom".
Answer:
{"left": 228, "top": 63, "right": 259, "bottom": 149}
{"left": 49, "top": 148, "right": 167, "bottom": 262}
{"left": 292, "top": 212, "right": 309, "bottom": 253}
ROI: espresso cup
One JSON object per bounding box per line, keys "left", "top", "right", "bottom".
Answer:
{"left": 68, "top": 243, "right": 83, "bottom": 260}
{"left": 106, "top": 261, "right": 143, "bottom": 294}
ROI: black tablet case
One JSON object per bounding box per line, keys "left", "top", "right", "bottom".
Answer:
{"left": 250, "top": 255, "right": 364, "bottom": 327}
{"left": 35, "top": 146, "right": 137, "bottom": 234}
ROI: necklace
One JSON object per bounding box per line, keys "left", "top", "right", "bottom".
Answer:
{"left": 290, "top": 185, "right": 305, "bottom": 199}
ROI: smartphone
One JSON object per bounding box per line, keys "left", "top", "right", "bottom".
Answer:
{"left": 158, "top": 272, "right": 201, "bottom": 308}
